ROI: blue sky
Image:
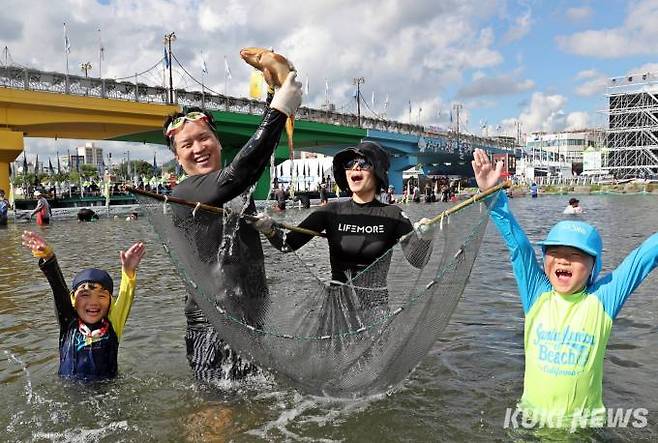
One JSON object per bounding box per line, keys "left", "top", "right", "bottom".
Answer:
{"left": 1, "top": 0, "right": 657, "bottom": 164}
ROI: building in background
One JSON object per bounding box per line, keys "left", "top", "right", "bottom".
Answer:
{"left": 524, "top": 129, "right": 604, "bottom": 175}
{"left": 76, "top": 142, "right": 104, "bottom": 168}
{"left": 606, "top": 71, "right": 658, "bottom": 179}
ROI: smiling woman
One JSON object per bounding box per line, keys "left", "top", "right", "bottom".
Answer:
{"left": 249, "top": 141, "right": 433, "bottom": 282}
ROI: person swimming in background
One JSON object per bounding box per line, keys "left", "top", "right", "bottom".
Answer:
{"left": 563, "top": 197, "right": 583, "bottom": 215}
{"left": 21, "top": 230, "right": 145, "bottom": 380}
{"left": 472, "top": 148, "right": 658, "bottom": 429}
{"left": 77, "top": 208, "right": 99, "bottom": 222}
{"left": 530, "top": 182, "right": 538, "bottom": 198}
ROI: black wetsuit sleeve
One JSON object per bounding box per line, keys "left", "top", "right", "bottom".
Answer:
{"left": 266, "top": 209, "right": 327, "bottom": 252}
{"left": 174, "top": 108, "right": 287, "bottom": 206}
{"left": 215, "top": 107, "right": 287, "bottom": 203}
{"left": 265, "top": 89, "right": 274, "bottom": 107}
{"left": 38, "top": 255, "right": 75, "bottom": 335}
{"left": 398, "top": 213, "right": 433, "bottom": 269}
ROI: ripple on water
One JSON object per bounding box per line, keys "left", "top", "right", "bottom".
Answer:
{"left": 1, "top": 195, "right": 657, "bottom": 440}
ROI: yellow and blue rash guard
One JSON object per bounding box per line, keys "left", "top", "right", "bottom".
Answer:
{"left": 40, "top": 256, "right": 137, "bottom": 379}
{"left": 108, "top": 269, "right": 137, "bottom": 340}
{"left": 489, "top": 192, "right": 658, "bottom": 424}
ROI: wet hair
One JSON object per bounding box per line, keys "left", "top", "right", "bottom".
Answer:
{"left": 163, "top": 107, "right": 218, "bottom": 153}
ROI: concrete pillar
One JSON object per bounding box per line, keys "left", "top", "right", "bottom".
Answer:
{"left": 389, "top": 155, "right": 417, "bottom": 194}
{"left": 0, "top": 129, "right": 24, "bottom": 194}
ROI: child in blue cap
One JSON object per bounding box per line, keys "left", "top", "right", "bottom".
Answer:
{"left": 22, "top": 230, "right": 145, "bottom": 380}
{"left": 472, "top": 148, "right": 658, "bottom": 429}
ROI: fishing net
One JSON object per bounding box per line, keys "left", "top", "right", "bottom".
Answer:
{"left": 136, "top": 190, "right": 496, "bottom": 397}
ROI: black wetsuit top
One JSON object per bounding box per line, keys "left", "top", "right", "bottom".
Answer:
{"left": 172, "top": 104, "right": 287, "bottom": 329}
{"left": 39, "top": 256, "right": 119, "bottom": 379}
{"left": 268, "top": 199, "right": 414, "bottom": 282}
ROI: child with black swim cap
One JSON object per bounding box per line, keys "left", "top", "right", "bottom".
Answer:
{"left": 22, "top": 231, "right": 145, "bottom": 379}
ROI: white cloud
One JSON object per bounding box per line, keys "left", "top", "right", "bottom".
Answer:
{"left": 198, "top": 1, "right": 248, "bottom": 33}
{"left": 0, "top": 1, "right": 560, "bottom": 159}
{"left": 503, "top": 7, "right": 533, "bottom": 43}
{"left": 574, "top": 69, "right": 608, "bottom": 96}
{"left": 565, "top": 6, "right": 593, "bottom": 22}
{"left": 557, "top": 0, "right": 658, "bottom": 57}
{"left": 627, "top": 62, "right": 658, "bottom": 76}
{"left": 498, "top": 92, "right": 592, "bottom": 134}
{"left": 457, "top": 74, "right": 534, "bottom": 98}
{"left": 575, "top": 69, "right": 599, "bottom": 80}
{"left": 565, "top": 111, "right": 590, "bottom": 130}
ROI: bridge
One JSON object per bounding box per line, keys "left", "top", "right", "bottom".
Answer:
{"left": 0, "top": 64, "right": 519, "bottom": 196}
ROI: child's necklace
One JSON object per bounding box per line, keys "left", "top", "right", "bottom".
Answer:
{"left": 78, "top": 319, "right": 109, "bottom": 347}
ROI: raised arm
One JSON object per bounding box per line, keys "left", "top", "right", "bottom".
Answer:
{"left": 471, "top": 149, "right": 550, "bottom": 313}
{"left": 22, "top": 231, "right": 75, "bottom": 333}
{"left": 194, "top": 72, "right": 302, "bottom": 205}
{"left": 108, "top": 242, "right": 145, "bottom": 340}
{"left": 593, "top": 232, "right": 658, "bottom": 319}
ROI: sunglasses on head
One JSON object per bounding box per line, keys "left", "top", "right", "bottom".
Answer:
{"left": 165, "top": 111, "right": 209, "bottom": 138}
{"left": 74, "top": 282, "right": 109, "bottom": 295}
{"left": 344, "top": 158, "right": 373, "bottom": 170}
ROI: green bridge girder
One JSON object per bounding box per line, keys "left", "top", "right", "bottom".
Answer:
{"left": 112, "top": 110, "right": 366, "bottom": 199}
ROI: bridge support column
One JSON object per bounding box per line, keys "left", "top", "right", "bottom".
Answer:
{"left": 0, "top": 129, "right": 24, "bottom": 194}
{"left": 389, "top": 155, "right": 417, "bottom": 194}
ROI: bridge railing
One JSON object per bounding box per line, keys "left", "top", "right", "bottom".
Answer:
{"left": 0, "top": 64, "right": 517, "bottom": 152}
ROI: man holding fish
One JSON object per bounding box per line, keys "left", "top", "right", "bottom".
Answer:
{"left": 162, "top": 48, "right": 302, "bottom": 381}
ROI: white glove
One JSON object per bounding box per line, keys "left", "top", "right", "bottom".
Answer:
{"left": 270, "top": 71, "right": 303, "bottom": 117}
{"left": 248, "top": 212, "right": 275, "bottom": 235}
{"left": 413, "top": 218, "right": 434, "bottom": 240}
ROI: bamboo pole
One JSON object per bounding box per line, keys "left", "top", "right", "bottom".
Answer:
{"left": 428, "top": 180, "right": 511, "bottom": 225}
{"left": 127, "top": 186, "right": 326, "bottom": 238}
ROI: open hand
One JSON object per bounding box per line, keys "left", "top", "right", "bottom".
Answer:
{"left": 21, "top": 230, "right": 54, "bottom": 259}
{"left": 471, "top": 148, "right": 503, "bottom": 191}
{"left": 120, "top": 242, "right": 145, "bottom": 278}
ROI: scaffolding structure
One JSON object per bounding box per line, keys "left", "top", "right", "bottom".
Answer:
{"left": 606, "top": 71, "right": 658, "bottom": 178}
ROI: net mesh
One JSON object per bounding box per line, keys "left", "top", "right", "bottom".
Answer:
{"left": 137, "top": 191, "right": 495, "bottom": 397}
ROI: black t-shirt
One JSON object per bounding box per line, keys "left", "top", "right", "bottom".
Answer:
{"left": 269, "top": 199, "right": 414, "bottom": 282}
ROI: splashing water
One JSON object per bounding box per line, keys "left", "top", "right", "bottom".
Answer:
{"left": 5, "top": 350, "right": 33, "bottom": 404}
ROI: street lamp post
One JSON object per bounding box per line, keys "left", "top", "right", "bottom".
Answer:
{"left": 353, "top": 77, "right": 365, "bottom": 127}
{"left": 80, "top": 62, "right": 92, "bottom": 77}
{"left": 123, "top": 150, "right": 131, "bottom": 182}
{"left": 163, "top": 32, "right": 176, "bottom": 104}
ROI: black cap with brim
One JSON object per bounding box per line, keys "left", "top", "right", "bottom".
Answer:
{"left": 332, "top": 141, "right": 390, "bottom": 193}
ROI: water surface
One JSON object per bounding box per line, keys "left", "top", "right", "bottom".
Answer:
{"left": 1, "top": 194, "right": 657, "bottom": 441}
